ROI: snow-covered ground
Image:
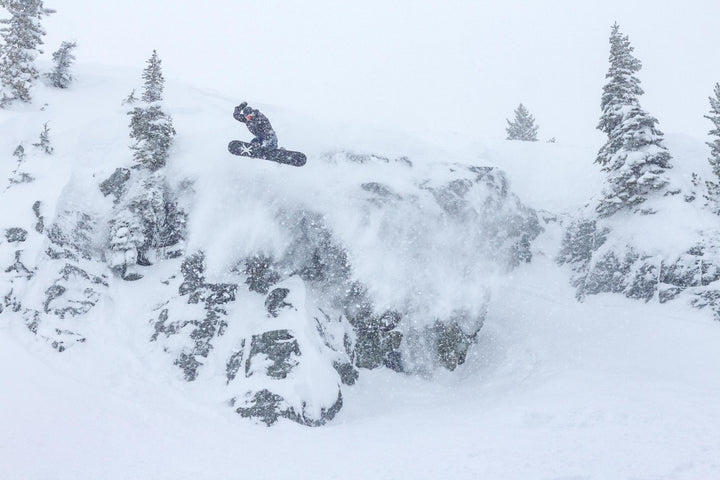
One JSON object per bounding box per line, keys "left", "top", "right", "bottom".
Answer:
{"left": 1, "top": 64, "right": 719, "bottom": 479}
{"left": 2, "top": 253, "right": 719, "bottom": 480}
{"left": 4, "top": 0, "right": 720, "bottom": 475}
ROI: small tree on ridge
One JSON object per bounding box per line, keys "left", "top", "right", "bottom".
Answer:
{"left": 506, "top": 103, "right": 539, "bottom": 141}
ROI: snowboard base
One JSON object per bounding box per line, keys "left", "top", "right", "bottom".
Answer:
{"left": 228, "top": 140, "right": 306, "bottom": 167}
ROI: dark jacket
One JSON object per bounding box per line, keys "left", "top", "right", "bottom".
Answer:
{"left": 234, "top": 104, "right": 278, "bottom": 149}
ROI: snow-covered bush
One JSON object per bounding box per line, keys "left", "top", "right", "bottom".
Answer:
{"left": 107, "top": 210, "right": 145, "bottom": 279}
{"left": 104, "top": 173, "right": 186, "bottom": 279}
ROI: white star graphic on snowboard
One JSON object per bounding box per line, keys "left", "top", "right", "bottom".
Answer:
{"left": 240, "top": 144, "right": 254, "bottom": 155}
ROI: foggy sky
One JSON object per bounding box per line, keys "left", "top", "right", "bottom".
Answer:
{"left": 42, "top": 0, "right": 720, "bottom": 146}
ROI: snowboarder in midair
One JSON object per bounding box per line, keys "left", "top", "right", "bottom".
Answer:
{"left": 233, "top": 102, "right": 278, "bottom": 150}
{"left": 228, "top": 102, "right": 306, "bottom": 166}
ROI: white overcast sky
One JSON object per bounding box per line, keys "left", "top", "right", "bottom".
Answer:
{"left": 42, "top": 0, "right": 720, "bottom": 146}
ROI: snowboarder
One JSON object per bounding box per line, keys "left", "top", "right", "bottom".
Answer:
{"left": 228, "top": 102, "right": 307, "bottom": 166}
{"left": 233, "top": 102, "right": 278, "bottom": 151}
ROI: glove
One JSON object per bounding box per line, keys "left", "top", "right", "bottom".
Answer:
{"left": 233, "top": 102, "right": 248, "bottom": 121}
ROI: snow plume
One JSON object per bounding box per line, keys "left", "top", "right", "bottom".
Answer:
{"left": 148, "top": 150, "right": 540, "bottom": 424}
{"left": 200, "top": 153, "right": 537, "bottom": 324}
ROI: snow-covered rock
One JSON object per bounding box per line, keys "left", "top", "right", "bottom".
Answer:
{"left": 0, "top": 69, "right": 539, "bottom": 426}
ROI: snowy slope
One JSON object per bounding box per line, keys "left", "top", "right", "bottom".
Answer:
{"left": 1, "top": 62, "right": 719, "bottom": 479}
{"left": 2, "top": 256, "right": 719, "bottom": 480}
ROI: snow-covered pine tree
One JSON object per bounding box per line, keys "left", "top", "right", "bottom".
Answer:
{"left": 105, "top": 174, "right": 186, "bottom": 276}
{"left": 597, "top": 23, "right": 643, "bottom": 136}
{"left": 32, "top": 121, "right": 52, "bottom": 153}
{"left": 129, "top": 175, "right": 167, "bottom": 262}
{"left": 128, "top": 104, "right": 176, "bottom": 171}
{"left": 0, "top": 0, "right": 55, "bottom": 105}
{"left": 141, "top": 50, "right": 164, "bottom": 103}
{"left": 107, "top": 51, "right": 183, "bottom": 276}
{"left": 705, "top": 83, "right": 720, "bottom": 180}
{"left": 595, "top": 23, "right": 672, "bottom": 217}
{"left": 506, "top": 103, "right": 539, "bottom": 141}
{"left": 128, "top": 50, "right": 175, "bottom": 171}
{"left": 45, "top": 40, "right": 76, "bottom": 89}
{"left": 127, "top": 175, "right": 186, "bottom": 259}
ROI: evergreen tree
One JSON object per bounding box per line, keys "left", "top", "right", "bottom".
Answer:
{"left": 105, "top": 174, "right": 186, "bottom": 276}
{"left": 506, "top": 103, "right": 539, "bottom": 141}
{"left": 705, "top": 83, "right": 720, "bottom": 179}
{"left": 128, "top": 104, "right": 175, "bottom": 171}
{"left": 597, "top": 23, "right": 643, "bottom": 136}
{"left": 128, "top": 50, "right": 175, "bottom": 171}
{"left": 595, "top": 23, "right": 671, "bottom": 217}
{"left": 32, "top": 121, "right": 52, "bottom": 153}
{"left": 141, "top": 49, "right": 164, "bottom": 103}
{"left": 106, "top": 51, "right": 184, "bottom": 277}
{"left": 45, "top": 40, "right": 76, "bottom": 89}
{"left": 557, "top": 219, "right": 607, "bottom": 267}
{"left": 127, "top": 175, "right": 186, "bottom": 255}
{"left": 0, "top": 0, "right": 55, "bottom": 104}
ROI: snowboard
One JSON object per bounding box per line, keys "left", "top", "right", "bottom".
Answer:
{"left": 228, "top": 140, "right": 307, "bottom": 167}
